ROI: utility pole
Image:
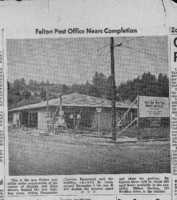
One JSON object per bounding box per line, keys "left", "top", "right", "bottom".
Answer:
{"left": 137, "top": 90, "right": 140, "bottom": 139}
{"left": 110, "top": 37, "right": 117, "bottom": 141}
{"left": 46, "top": 86, "right": 49, "bottom": 117}
{"left": 46, "top": 83, "right": 50, "bottom": 134}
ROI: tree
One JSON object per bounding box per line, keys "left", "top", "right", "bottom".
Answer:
{"left": 88, "top": 85, "right": 99, "bottom": 97}
{"left": 91, "top": 72, "right": 107, "bottom": 97}
{"left": 117, "top": 72, "right": 169, "bottom": 102}
{"left": 22, "top": 90, "right": 31, "bottom": 100}
{"left": 20, "top": 78, "right": 26, "bottom": 89}
{"left": 13, "top": 79, "right": 21, "bottom": 90}
{"left": 7, "top": 81, "right": 10, "bottom": 91}
{"left": 139, "top": 72, "right": 157, "bottom": 96}
{"left": 157, "top": 74, "right": 169, "bottom": 97}
{"left": 40, "top": 89, "right": 47, "bottom": 99}
{"left": 40, "top": 81, "right": 45, "bottom": 86}
{"left": 62, "top": 84, "right": 68, "bottom": 94}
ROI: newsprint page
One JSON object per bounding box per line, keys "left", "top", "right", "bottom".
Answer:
{"left": 1, "top": 31, "right": 173, "bottom": 200}
{"left": 1, "top": 1, "right": 177, "bottom": 200}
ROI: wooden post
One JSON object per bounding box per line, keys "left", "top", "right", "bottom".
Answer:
{"left": 110, "top": 37, "right": 116, "bottom": 141}
{"left": 130, "top": 112, "right": 133, "bottom": 123}
{"left": 46, "top": 87, "right": 49, "bottom": 117}
{"left": 74, "top": 111, "right": 76, "bottom": 129}
{"left": 96, "top": 108, "right": 102, "bottom": 134}
{"left": 28, "top": 112, "right": 30, "bottom": 128}
{"left": 59, "top": 94, "right": 62, "bottom": 114}
{"left": 137, "top": 95, "right": 140, "bottom": 139}
{"left": 98, "top": 113, "right": 100, "bottom": 134}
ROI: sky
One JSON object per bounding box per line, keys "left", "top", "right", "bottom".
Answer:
{"left": 7, "top": 36, "right": 168, "bottom": 86}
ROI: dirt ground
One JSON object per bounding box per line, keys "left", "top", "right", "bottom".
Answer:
{"left": 8, "top": 129, "right": 170, "bottom": 176}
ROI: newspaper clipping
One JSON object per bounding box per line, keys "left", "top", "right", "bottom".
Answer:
{"left": 1, "top": 0, "right": 177, "bottom": 200}
{"left": 2, "top": 31, "right": 170, "bottom": 200}
{"left": 0, "top": 31, "right": 4, "bottom": 200}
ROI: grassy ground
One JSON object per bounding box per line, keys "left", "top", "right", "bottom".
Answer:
{"left": 121, "top": 127, "right": 170, "bottom": 139}
{"left": 82, "top": 127, "right": 170, "bottom": 139}
{"left": 9, "top": 129, "right": 170, "bottom": 176}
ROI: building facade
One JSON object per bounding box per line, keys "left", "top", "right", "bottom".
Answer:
{"left": 9, "top": 93, "right": 137, "bottom": 132}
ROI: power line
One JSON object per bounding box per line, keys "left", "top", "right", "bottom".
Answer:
{"left": 114, "top": 36, "right": 168, "bottom": 62}
{"left": 8, "top": 40, "right": 110, "bottom": 67}
{"left": 80, "top": 53, "right": 100, "bottom": 81}
{"left": 8, "top": 36, "right": 151, "bottom": 67}
{"left": 95, "top": 37, "right": 148, "bottom": 72}
{"left": 49, "top": 43, "right": 110, "bottom": 75}
{"left": 121, "top": 44, "right": 168, "bottom": 62}
{"left": 114, "top": 36, "right": 143, "bottom": 47}
{"left": 121, "top": 36, "right": 143, "bottom": 45}
{"left": 8, "top": 37, "right": 166, "bottom": 66}
{"left": 81, "top": 47, "right": 110, "bottom": 79}
{"left": 7, "top": 40, "right": 80, "bottom": 65}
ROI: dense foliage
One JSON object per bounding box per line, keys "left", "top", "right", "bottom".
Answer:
{"left": 117, "top": 72, "right": 169, "bottom": 101}
{"left": 8, "top": 71, "right": 169, "bottom": 109}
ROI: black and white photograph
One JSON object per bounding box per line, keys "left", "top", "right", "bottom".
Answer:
{"left": 7, "top": 36, "right": 170, "bottom": 176}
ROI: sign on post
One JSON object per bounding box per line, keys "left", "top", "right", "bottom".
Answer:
{"left": 59, "top": 110, "right": 64, "bottom": 116}
{"left": 96, "top": 107, "right": 102, "bottom": 112}
{"left": 139, "top": 96, "right": 169, "bottom": 118}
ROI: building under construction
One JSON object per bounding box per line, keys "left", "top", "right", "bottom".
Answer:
{"left": 9, "top": 93, "right": 137, "bottom": 132}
